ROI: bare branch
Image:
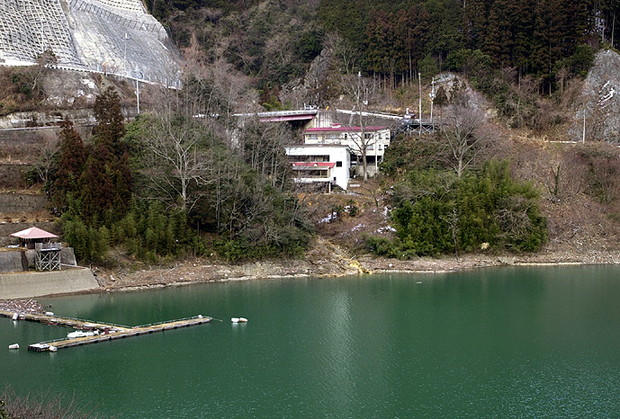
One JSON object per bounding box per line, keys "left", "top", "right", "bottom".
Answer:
{"left": 441, "top": 105, "right": 491, "bottom": 178}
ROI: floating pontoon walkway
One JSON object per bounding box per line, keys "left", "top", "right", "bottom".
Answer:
{"left": 0, "top": 309, "right": 212, "bottom": 352}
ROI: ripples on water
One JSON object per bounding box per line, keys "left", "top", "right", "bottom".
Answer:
{"left": 1, "top": 266, "right": 620, "bottom": 417}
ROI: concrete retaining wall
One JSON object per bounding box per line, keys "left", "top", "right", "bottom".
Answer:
{"left": 0, "top": 251, "right": 26, "bottom": 273}
{"left": 0, "top": 248, "right": 77, "bottom": 272}
{"left": 0, "top": 248, "right": 77, "bottom": 271}
{"left": 0, "top": 194, "right": 48, "bottom": 213}
{"left": 0, "top": 268, "right": 99, "bottom": 299}
{"left": 0, "top": 165, "right": 30, "bottom": 189}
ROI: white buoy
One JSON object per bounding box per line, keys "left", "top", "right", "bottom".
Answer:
{"left": 9, "top": 343, "right": 19, "bottom": 350}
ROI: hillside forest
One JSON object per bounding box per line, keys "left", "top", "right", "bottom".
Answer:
{"left": 6, "top": 0, "right": 620, "bottom": 266}
{"left": 148, "top": 0, "right": 618, "bottom": 97}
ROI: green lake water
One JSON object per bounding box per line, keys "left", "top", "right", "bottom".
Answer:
{"left": 2, "top": 265, "right": 620, "bottom": 417}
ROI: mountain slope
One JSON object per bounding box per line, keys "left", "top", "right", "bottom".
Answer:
{"left": 0, "top": 0, "right": 179, "bottom": 83}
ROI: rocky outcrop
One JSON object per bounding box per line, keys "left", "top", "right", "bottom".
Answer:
{"left": 570, "top": 49, "right": 620, "bottom": 143}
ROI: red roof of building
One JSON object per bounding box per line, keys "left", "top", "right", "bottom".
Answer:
{"left": 291, "top": 162, "right": 336, "bottom": 169}
{"left": 10, "top": 227, "right": 59, "bottom": 240}
{"left": 304, "top": 126, "right": 388, "bottom": 133}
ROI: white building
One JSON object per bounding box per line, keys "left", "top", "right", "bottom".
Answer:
{"left": 302, "top": 125, "right": 391, "bottom": 177}
{"left": 285, "top": 144, "right": 351, "bottom": 191}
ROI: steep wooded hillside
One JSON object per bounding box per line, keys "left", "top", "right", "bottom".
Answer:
{"left": 2, "top": 1, "right": 620, "bottom": 266}
{"left": 144, "top": 0, "right": 618, "bottom": 104}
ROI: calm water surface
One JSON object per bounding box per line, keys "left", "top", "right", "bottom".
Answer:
{"left": 2, "top": 265, "right": 620, "bottom": 417}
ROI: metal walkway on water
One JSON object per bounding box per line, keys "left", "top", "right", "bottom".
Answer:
{"left": 0, "top": 309, "right": 212, "bottom": 352}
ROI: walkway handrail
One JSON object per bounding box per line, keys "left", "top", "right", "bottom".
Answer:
{"left": 133, "top": 315, "right": 209, "bottom": 328}
{"left": 43, "top": 314, "right": 129, "bottom": 329}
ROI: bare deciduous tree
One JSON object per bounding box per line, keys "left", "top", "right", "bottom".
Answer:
{"left": 324, "top": 32, "right": 359, "bottom": 75}
{"left": 138, "top": 76, "right": 227, "bottom": 212}
{"left": 336, "top": 72, "right": 380, "bottom": 180}
{"left": 441, "top": 105, "right": 492, "bottom": 178}
{"left": 140, "top": 113, "right": 214, "bottom": 212}
{"left": 235, "top": 118, "right": 293, "bottom": 190}
{"left": 33, "top": 134, "right": 57, "bottom": 186}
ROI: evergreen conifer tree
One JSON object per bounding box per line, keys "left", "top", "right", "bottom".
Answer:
{"left": 50, "top": 119, "right": 86, "bottom": 210}
{"left": 462, "top": 0, "right": 488, "bottom": 50}
{"left": 79, "top": 87, "right": 132, "bottom": 225}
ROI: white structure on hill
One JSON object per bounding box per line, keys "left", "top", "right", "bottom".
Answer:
{"left": 0, "top": 0, "right": 179, "bottom": 84}
{"left": 285, "top": 145, "right": 351, "bottom": 191}
{"left": 248, "top": 108, "right": 394, "bottom": 191}
{"left": 303, "top": 125, "right": 391, "bottom": 178}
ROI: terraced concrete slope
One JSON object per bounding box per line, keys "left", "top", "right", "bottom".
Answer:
{"left": 0, "top": 0, "right": 180, "bottom": 85}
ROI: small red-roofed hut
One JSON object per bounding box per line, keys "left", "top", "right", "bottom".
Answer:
{"left": 10, "top": 227, "right": 62, "bottom": 271}
{"left": 11, "top": 227, "right": 59, "bottom": 249}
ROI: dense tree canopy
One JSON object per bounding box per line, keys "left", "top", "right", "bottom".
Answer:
{"left": 369, "top": 161, "right": 547, "bottom": 258}
{"left": 318, "top": 0, "right": 610, "bottom": 89}
{"left": 140, "top": 0, "right": 616, "bottom": 104}
{"left": 50, "top": 80, "right": 313, "bottom": 264}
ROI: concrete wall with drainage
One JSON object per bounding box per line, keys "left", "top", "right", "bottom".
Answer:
{"left": 0, "top": 267, "right": 99, "bottom": 299}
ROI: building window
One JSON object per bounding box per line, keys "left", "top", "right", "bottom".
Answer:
{"left": 336, "top": 161, "right": 342, "bottom": 167}
{"left": 288, "top": 155, "right": 330, "bottom": 162}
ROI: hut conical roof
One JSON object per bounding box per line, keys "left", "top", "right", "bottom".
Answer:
{"left": 10, "top": 227, "right": 59, "bottom": 239}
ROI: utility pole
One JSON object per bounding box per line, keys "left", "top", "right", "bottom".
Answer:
{"left": 133, "top": 70, "right": 143, "bottom": 115}
{"left": 418, "top": 72, "right": 422, "bottom": 136}
{"left": 582, "top": 105, "right": 586, "bottom": 143}
{"left": 429, "top": 77, "right": 436, "bottom": 128}
{"left": 136, "top": 79, "right": 140, "bottom": 114}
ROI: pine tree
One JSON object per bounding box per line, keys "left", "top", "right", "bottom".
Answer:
{"left": 511, "top": 0, "right": 537, "bottom": 76}
{"left": 79, "top": 144, "right": 115, "bottom": 224}
{"left": 405, "top": 4, "right": 431, "bottom": 77}
{"left": 560, "top": 0, "right": 592, "bottom": 55}
{"left": 485, "top": 0, "right": 518, "bottom": 68}
{"left": 366, "top": 10, "right": 391, "bottom": 75}
{"left": 462, "top": 0, "right": 489, "bottom": 49}
{"left": 93, "top": 87, "right": 126, "bottom": 156}
{"left": 532, "top": 0, "right": 565, "bottom": 78}
{"left": 425, "top": 0, "right": 464, "bottom": 65}
{"left": 50, "top": 119, "right": 86, "bottom": 210}
{"left": 79, "top": 87, "right": 132, "bottom": 225}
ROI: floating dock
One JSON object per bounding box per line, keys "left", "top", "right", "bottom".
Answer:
{"left": 1, "top": 309, "right": 212, "bottom": 352}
